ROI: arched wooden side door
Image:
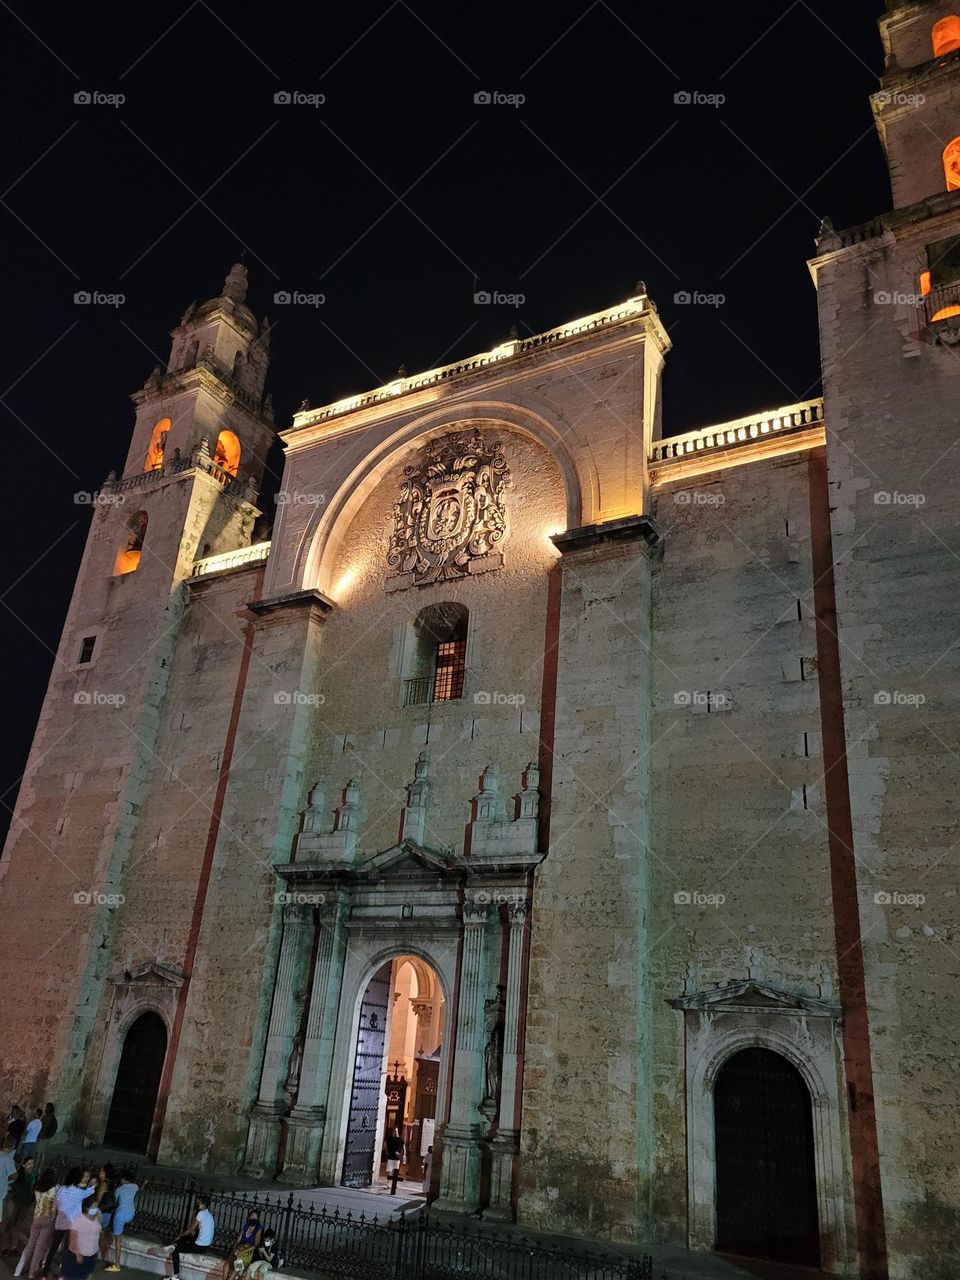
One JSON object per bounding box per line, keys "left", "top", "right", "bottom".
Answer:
{"left": 714, "top": 1047, "right": 820, "bottom": 1266}
{"left": 104, "top": 1011, "right": 167, "bottom": 1153}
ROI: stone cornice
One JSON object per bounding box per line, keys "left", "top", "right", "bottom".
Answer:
{"left": 247, "top": 588, "right": 334, "bottom": 617}
{"left": 551, "top": 513, "right": 660, "bottom": 555}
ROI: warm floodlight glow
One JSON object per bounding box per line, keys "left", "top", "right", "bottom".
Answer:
{"left": 944, "top": 138, "right": 960, "bottom": 190}
{"left": 920, "top": 271, "right": 932, "bottom": 297}
{"left": 933, "top": 15, "right": 960, "bottom": 57}
{"left": 931, "top": 304, "right": 960, "bottom": 322}
{"left": 332, "top": 567, "right": 357, "bottom": 600}
{"left": 213, "top": 429, "right": 241, "bottom": 476}
{"left": 144, "top": 418, "right": 170, "bottom": 472}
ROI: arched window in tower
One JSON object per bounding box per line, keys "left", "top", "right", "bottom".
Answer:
{"left": 143, "top": 418, "right": 170, "bottom": 473}
{"left": 232, "top": 350, "right": 245, "bottom": 382}
{"left": 114, "top": 511, "right": 148, "bottom": 576}
{"left": 183, "top": 339, "right": 199, "bottom": 369}
{"left": 943, "top": 138, "right": 960, "bottom": 191}
{"left": 933, "top": 15, "right": 960, "bottom": 58}
{"left": 403, "top": 603, "right": 468, "bottom": 706}
{"left": 213, "top": 429, "right": 241, "bottom": 477}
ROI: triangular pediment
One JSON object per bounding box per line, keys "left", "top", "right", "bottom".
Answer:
{"left": 111, "top": 962, "right": 184, "bottom": 988}
{"left": 358, "top": 840, "right": 464, "bottom": 876}
{"left": 668, "top": 979, "right": 840, "bottom": 1018}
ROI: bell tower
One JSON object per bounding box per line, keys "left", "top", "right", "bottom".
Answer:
{"left": 0, "top": 265, "right": 276, "bottom": 1136}
{"left": 875, "top": 0, "right": 960, "bottom": 207}
{"left": 809, "top": 6, "right": 960, "bottom": 1278}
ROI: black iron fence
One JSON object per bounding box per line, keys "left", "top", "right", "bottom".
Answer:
{"left": 32, "top": 1164, "right": 652, "bottom": 1280}
{"left": 128, "top": 1179, "right": 651, "bottom": 1280}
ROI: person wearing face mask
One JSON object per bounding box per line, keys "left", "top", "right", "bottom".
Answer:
{"left": 62, "top": 1200, "right": 101, "bottom": 1280}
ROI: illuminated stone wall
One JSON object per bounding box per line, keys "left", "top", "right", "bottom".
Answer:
{"left": 814, "top": 197, "right": 960, "bottom": 1277}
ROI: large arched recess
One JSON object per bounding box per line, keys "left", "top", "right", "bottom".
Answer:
{"left": 298, "top": 401, "right": 589, "bottom": 597}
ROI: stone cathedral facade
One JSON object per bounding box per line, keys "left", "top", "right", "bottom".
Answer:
{"left": 3, "top": 5, "right": 960, "bottom": 1277}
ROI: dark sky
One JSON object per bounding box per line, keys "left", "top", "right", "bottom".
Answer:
{"left": 2, "top": 0, "right": 889, "bottom": 834}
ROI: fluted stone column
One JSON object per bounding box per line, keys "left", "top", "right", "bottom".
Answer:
{"left": 435, "top": 902, "right": 489, "bottom": 1212}
{"left": 487, "top": 902, "right": 528, "bottom": 1220}
{"left": 243, "top": 903, "right": 312, "bottom": 1176}
{"left": 280, "top": 900, "right": 348, "bottom": 1183}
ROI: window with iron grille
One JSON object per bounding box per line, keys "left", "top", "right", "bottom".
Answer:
{"left": 402, "top": 602, "right": 469, "bottom": 706}
{"left": 433, "top": 637, "right": 466, "bottom": 701}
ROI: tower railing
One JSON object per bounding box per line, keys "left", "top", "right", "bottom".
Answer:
{"left": 102, "top": 447, "right": 256, "bottom": 500}
{"left": 191, "top": 541, "right": 272, "bottom": 578}
{"left": 649, "top": 398, "right": 824, "bottom": 465}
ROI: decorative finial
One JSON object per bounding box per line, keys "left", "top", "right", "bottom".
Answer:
{"left": 397, "top": 363, "right": 407, "bottom": 378}
{"left": 299, "top": 398, "right": 311, "bottom": 412}
{"left": 634, "top": 279, "right": 647, "bottom": 297}
{"left": 507, "top": 324, "right": 519, "bottom": 340}
{"left": 222, "top": 263, "right": 248, "bottom": 303}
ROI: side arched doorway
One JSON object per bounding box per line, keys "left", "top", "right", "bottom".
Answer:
{"left": 104, "top": 1011, "right": 167, "bottom": 1153}
{"left": 714, "top": 1047, "right": 820, "bottom": 1266}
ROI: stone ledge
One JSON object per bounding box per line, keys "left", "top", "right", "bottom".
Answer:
{"left": 119, "top": 1235, "right": 299, "bottom": 1280}
{"left": 550, "top": 514, "right": 660, "bottom": 554}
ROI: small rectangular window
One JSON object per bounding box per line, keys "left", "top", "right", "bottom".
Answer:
{"left": 78, "top": 636, "right": 96, "bottom": 665}
{"left": 433, "top": 638, "right": 466, "bottom": 702}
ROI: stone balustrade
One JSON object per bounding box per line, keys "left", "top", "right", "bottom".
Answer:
{"left": 649, "top": 398, "right": 824, "bottom": 465}
{"left": 191, "top": 540, "right": 272, "bottom": 578}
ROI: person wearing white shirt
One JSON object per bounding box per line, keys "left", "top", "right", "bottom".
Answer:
{"left": 18, "top": 1111, "right": 42, "bottom": 1162}
{"left": 45, "top": 1168, "right": 95, "bottom": 1274}
{"left": 168, "top": 1196, "right": 215, "bottom": 1280}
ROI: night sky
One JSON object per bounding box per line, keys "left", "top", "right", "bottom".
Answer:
{"left": 2, "top": 0, "right": 889, "bottom": 836}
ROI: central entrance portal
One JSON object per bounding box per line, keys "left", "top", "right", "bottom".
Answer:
{"left": 341, "top": 955, "right": 445, "bottom": 1190}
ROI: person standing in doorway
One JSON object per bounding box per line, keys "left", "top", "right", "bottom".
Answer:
{"left": 421, "top": 1145, "right": 433, "bottom": 1195}
{"left": 384, "top": 1128, "right": 404, "bottom": 1195}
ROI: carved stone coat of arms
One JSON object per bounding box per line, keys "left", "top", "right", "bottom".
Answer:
{"left": 385, "top": 428, "right": 509, "bottom": 590}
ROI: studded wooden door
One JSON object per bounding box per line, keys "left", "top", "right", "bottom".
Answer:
{"left": 341, "top": 962, "right": 391, "bottom": 1188}
{"left": 714, "top": 1047, "right": 820, "bottom": 1266}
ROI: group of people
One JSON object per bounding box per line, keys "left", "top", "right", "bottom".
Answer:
{"left": 1, "top": 1162, "right": 141, "bottom": 1279}
{"left": 161, "top": 1203, "right": 278, "bottom": 1280}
